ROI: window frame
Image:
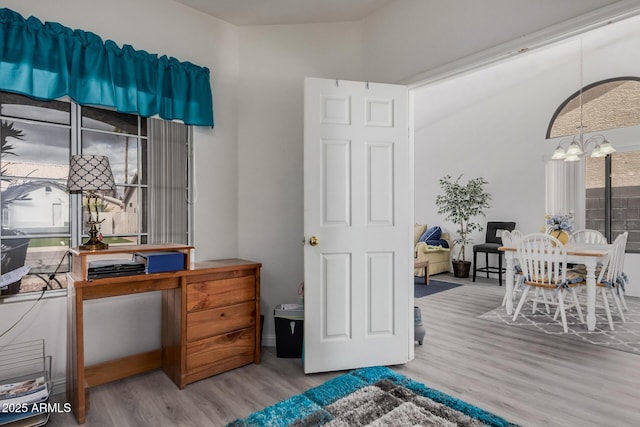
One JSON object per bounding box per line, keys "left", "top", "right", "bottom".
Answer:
{"left": 73, "top": 104, "right": 149, "bottom": 247}
{"left": 546, "top": 77, "right": 640, "bottom": 253}
{"left": 1, "top": 93, "right": 192, "bottom": 297}
{"left": 585, "top": 145, "right": 640, "bottom": 252}
{"left": 546, "top": 76, "right": 640, "bottom": 139}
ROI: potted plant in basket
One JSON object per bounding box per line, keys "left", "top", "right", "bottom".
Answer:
{"left": 435, "top": 174, "right": 492, "bottom": 278}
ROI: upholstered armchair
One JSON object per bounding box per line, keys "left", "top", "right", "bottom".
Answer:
{"left": 414, "top": 224, "right": 452, "bottom": 277}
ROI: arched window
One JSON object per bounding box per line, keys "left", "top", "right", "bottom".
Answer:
{"left": 547, "top": 77, "right": 640, "bottom": 138}
{"left": 547, "top": 77, "right": 640, "bottom": 252}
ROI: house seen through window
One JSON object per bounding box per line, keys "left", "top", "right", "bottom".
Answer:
{"left": 548, "top": 77, "right": 640, "bottom": 252}
{"left": 1, "top": 92, "right": 190, "bottom": 295}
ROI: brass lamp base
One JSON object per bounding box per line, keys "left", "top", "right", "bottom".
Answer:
{"left": 79, "top": 239, "right": 108, "bottom": 251}
{"left": 80, "top": 222, "right": 108, "bottom": 251}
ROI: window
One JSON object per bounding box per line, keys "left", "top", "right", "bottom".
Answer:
{"left": 1, "top": 92, "right": 190, "bottom": 295}
{"left": 585, "top": 152, "right": 640, "bottom": 251}
{"left": 79, "top": 105, "right": 149, "bottom": 248}
{"left": 548, "top": 78, "right": 640, "bottom": 252}
{"left": 547, "top": 78, "right": 640, "bottom": 138}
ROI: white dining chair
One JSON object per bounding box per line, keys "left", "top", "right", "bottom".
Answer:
{"left": 512, "top": 233, "right": 584, "bottom": 333}
{"left": 616, "top": 241, "right": 629, "bottom": 311}
{"left": 613, "top": 232, "right": 629, "bottom": 312}
{"left": 601, "top": 232, "right": 628, "bottom": 328}
{"left": 501, "top": 230, "right": 527, "bottom": 307}
{"left": 569, "top": 229, "right": 608, "bottom": 245}
{"left": 572, "top": 232, "right": 628, "bottom": 330}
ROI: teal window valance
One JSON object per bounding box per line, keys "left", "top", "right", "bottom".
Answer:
{"left": 0, "top": 8, "right": 213, "bottom": 126}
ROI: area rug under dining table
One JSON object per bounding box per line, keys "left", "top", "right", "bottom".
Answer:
{"left": 479, "top": 297, "right": 640, "bottom": 355}
{"left": 226, "top": 366, "right": 519, "bottom": 426}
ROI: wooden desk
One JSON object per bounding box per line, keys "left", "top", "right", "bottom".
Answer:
{"left": 500, "top": 243, "right": 608, "bottom": 331}
{"left": 66, "top": 244, "right": 261, "bottom": 424}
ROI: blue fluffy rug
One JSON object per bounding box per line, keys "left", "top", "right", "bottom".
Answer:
{"left": 226, "top": 366, "right": 518, "bottom": 426}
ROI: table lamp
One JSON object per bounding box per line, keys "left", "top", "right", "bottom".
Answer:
{"left": 67, "top": 155, "right": 117, "bottom": 250}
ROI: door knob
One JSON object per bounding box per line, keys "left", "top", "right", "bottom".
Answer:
{"left": 309, "top": 236, "right": 319, "bottom": 246}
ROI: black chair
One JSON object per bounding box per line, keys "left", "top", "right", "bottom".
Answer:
{"left": 472, "top": 221, "right": 516, "bottom": 286}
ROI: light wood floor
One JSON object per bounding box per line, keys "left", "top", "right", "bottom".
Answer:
{"left": 48, "top": 274, "right": 640, "bottom": 427}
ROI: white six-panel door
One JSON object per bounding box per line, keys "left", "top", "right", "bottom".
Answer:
{"left": 303, "top": 77, "right": 413, "bottom": 374}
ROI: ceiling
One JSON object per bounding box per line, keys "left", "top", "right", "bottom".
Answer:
{"left": 173, "top": 0, "right": 395, "bottom": 25}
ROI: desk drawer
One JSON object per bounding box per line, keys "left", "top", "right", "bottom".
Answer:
{"left": 186, "top": 327, "right": 255, "bottom": 371}
{"left": 186, "top": 276, "right": 255, "bottom": 312}
{"left": 187, "top": 301, "right": 256, "bottom": 342}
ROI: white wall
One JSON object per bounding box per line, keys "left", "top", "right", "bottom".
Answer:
{"left": 0, "top": 295, "right": 67, "bottom": 393}
{"left": 362, "top": 0, "right": 621, "bottom": 84}
{"left": 413, "top": 14, "right": 640, "bottom": 296}
{"left": 236, "top": 22, "right": 363, "bottom": 344}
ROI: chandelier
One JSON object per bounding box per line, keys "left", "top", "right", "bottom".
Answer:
{"left": 551, "top": 134, "right": 616, "bottom": 162}
{"left": 550, "top": 39, "right": 615, "bottom": 162}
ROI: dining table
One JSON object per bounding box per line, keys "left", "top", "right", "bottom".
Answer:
{"left": 500, "top": 242, "right": 611, "bottom": 332}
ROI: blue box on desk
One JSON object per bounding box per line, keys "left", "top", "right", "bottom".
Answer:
{"left": 134, "top": 251, "right": 185, "bottom": 273}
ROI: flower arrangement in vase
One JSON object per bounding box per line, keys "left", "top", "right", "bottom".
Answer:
{"left": 543, "top": 212, "right": 574, "bottom": 244}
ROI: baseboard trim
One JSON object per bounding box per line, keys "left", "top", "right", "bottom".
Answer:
{"left": 262, "top": 333, "right": 276, "bottom": 347}
{"left": 52, "top": 376, "right": 66, "bottom": 397}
